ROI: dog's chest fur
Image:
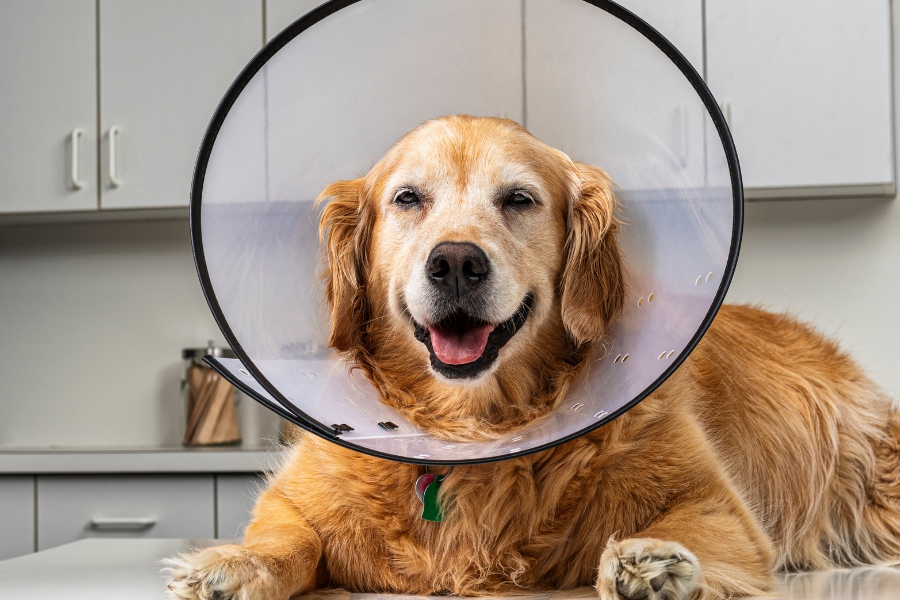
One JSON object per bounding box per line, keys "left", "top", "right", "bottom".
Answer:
{"left": 283, "top": 412, "right": 688, "bottom": 595}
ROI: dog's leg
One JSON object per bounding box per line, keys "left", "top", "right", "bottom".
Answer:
{"left": 595, "top": 494, "right": 774, "bottom": 600}
{"left": 165, "top": 485, "right": 322, "bottom": 600}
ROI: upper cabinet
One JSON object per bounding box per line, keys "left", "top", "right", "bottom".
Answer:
{"left": 524, "top": 0, "right": 707, "bottom": 195}
{"left": 0, "top": 0, "right": 261, "bottom": 215}
{"left": 706, "top": 0, "right": 895, "bottom": 199}
{"left": 99, "top": 0, "right": 261, "bottom": 209}
{"left": 262, "top": 0, "right": 525, "bottom": 202}
{"left": 617, "top": 0, "right": 704, "bottom": 74}
{"left": 266, "top": 0, "right": 323, "bottom": 40}
{"left": 1, "top": 1, "right": 895, "bottom": 214}
{"left": 0, "top": 0, "right": 98, "bottom": 213}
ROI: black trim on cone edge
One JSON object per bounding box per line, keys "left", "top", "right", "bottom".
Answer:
{"left": 190, "top": 0, "right": 743, "bottom": 465}
{"left": 205, "top": 356, "right": 300, "bottom": 425}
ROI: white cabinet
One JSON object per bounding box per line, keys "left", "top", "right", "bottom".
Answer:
{"left": 706, "top": 0, "right": 894, "bottom": 199}
{"left": 617, "top": 0, "right": 704, "bottom": 73}
{"left": 524, "top": 0, "right": 707, "bottom": 194}
{"left": 0, "top": 1, "right": 262, "bottom": 216}
{"left": 2, "top": 470, "right": 271, "bottom": 555}
{"left": 266, "top": 0, "right": 323, "bottom": 40}
{"left": 216, "top": 474, "right": 265, "bottom": 541}
{"left": 0, "top": 477, "right": 34, "bottom": 560}
{"left": 99, "top": 0, "right": 262, "bottom": 209}
{"left": 0, "top": 0, "right": 98, "bottom": 213}
{"left": 267, "top": 0, "right": 705, "bottom": 73}
{"left": 2, "top": 1, "right": 894, "bottom": 212}
{"left": 263, "top": 0, "right": 524, "bottom": 202}
{"left": 36, "top": 475, "right": 215, "bottom": 550}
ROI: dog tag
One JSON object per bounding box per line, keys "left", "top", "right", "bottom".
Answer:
{"left": 415, "top": 473, "right": 437, "bottom": 502}
{"left": 415, "top": 473, "right": 444, "bottom": 522}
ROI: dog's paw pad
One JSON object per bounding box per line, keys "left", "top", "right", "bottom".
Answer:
{"left": 163, "top": 544, "right": 274, "bottom": 600}
{"left": 597, "top": 538, "right": 700, "bottom": 600}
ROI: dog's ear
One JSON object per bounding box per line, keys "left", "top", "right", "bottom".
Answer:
{"left": 559, "top": 162, "right": 625, "bottom": 345}
{"left": 316, "top": 178, "right": 374, "bottom": 353}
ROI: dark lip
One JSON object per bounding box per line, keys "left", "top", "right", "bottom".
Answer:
{"left": 413, "top": 295, "right": 534, "bottom": 380}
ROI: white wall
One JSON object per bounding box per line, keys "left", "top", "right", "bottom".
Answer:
{"left": 0, "top": 219, "right": 282, "bottom": 448}
{"left": 726, "top": 197, "right": 900, "bottom": 398}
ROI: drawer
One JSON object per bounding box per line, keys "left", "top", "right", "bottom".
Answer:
{"left": 216, "top": 474, "right": 265, "bottom": 541}
{"left": 36, "top": 475, "right": 214, "bottom": 550}
{"left": 0, "top": 476, "right": 35, "bottom": 560}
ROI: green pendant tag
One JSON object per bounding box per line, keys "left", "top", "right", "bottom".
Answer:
{"left": 421, "top": 474, "right": 444, "bottom": 522}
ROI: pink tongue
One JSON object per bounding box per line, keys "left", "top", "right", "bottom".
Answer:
{"left": 429, "top": 323, "right": 495, "bottom": 365}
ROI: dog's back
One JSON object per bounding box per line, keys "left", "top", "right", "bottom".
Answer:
{"left": 686, "top": 304, "right": 900, "bottom": 570}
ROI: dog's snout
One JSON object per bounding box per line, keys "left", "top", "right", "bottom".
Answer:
{"left": 426, "top": 242, "right": 490, "bottom": 298}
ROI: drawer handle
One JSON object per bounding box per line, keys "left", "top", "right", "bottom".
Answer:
{"left": 90, "top": 517, "right": 157, "bottom": 531}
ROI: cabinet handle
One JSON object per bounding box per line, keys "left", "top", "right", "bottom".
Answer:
{"left": 676, "top": 106, "right": 689, "bottom": 169}
{"left": 108, "top": 125, "right": 122, "bottom": 188}
{"left": 70, "top": 128, "right": 85, "bottom": 190}
{"left": 720, "top": 102, "right": 733, "bottom": 128}
{"left": 90, "top": 516, "right": 157, "bottom": 531}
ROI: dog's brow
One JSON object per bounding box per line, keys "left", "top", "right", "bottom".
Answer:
{"left": 500, "top": 162, "right": 540, "bottom": 181}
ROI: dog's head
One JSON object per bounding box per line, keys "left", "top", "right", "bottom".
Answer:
{"left": 317, "top": 116, "right": 624, "bottom": 436}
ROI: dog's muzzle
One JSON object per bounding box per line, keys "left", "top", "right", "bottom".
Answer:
{"left": 413, "top": 295, "right": 533, "bottom": 380}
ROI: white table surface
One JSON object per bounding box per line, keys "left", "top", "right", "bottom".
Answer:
{"left": 0, "top": 538, "right": 899, "bottom": 599}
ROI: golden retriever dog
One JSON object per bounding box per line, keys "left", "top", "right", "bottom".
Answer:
{"left": 167, "top": 116, "right": 900, "bottom": 600}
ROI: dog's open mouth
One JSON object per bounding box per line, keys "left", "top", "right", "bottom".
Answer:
{"left": 413, "top": 295, "right": 533, "bottom": 379}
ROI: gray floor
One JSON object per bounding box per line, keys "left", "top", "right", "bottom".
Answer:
{"left": 0, "top": 538, "right": 898, "bottom": 599}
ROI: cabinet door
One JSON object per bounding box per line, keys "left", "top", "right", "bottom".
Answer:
{"left": 37, "top": 475, "right": 215, "bottom": 550}
{"left": 98, "top": 0, "right": 261, "bottom": 209}
{"left": 617, "top": 0, "right": 703, "bottom": 73}
{"left": 706, "top": 0, "right": 894, "bottom": 198}
{"left": 525, "top": 0, "right": 707, "bottom": 194}
{"left": 0, "top": 476, "right": 35, "bottom": 560}
{"left": 216, "top": 474, "right": 265, "bottom": 541}
{"left": 262, "top": 0, "right": 524, "bottom": 203}
{"left": 0, "top": 0, "right": 97, "bottom": 214}
{"left": 266, "top": 0, "right": 322, "bottom": 41}
{"left": 267, "top": 1, "right": 704, "bottom": 71}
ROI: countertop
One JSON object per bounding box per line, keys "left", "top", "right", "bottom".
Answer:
{"left": 1, "top": 538, "right": 898, "bottom": 599}
{"left": 0, "top": 444, "right": 287, "bottom": 474}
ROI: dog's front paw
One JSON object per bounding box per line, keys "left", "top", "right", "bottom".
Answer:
{"left": 596, "top": 537, "right": 700, "bottom": 600}
{"left": 163, "top": 544, "right": 279, "bottom": 600}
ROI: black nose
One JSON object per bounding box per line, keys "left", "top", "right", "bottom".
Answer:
{"left": 426, "top": 242, "right": 490, "bottom": 298}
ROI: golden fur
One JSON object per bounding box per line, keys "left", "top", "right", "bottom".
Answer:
{"left": 167, "top": 116, "right": 900, "bottom": 600}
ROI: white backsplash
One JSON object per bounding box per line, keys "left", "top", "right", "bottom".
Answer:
{"left": 0, "top": 218, "right": 282, "bottom": 449}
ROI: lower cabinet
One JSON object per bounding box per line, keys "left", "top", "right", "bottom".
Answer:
{"left": 0, "top": 472, "right": 266, "bottom": 558}
{"left": 216, "top": 474, "right": 266, "bottom": 541}
{"left": 0, "top": 476, "right": 35, "bottom": 560}
{"left": 37, "top": 475, "right": 216, "bottom": 550}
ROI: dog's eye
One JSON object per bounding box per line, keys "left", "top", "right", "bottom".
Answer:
{"left": 393, "top": 189, "right": 422, "bottom": 207}
{"left": 503, "top": 190, "right": 535, "bottom": 207}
